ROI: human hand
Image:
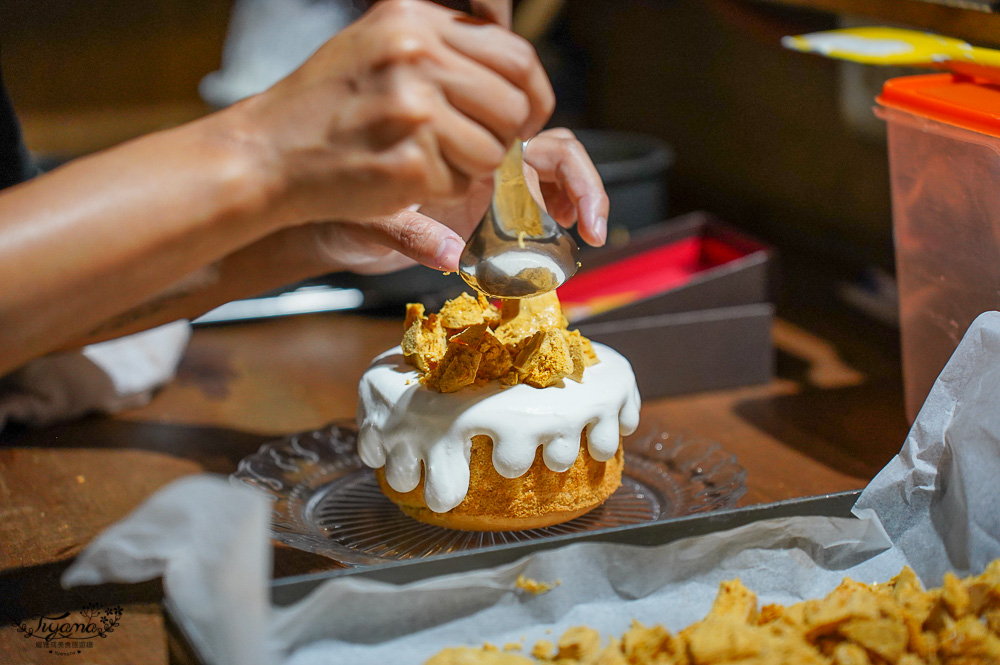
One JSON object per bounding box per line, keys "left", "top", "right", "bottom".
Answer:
{"left": 307, "top": 127, "right": 609, "bottom": 275}
{"left": 237, "top": 0, "right": 555, "bottom": 227}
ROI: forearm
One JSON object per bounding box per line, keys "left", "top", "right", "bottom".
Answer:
{"left": 0, "top": 103, "right": 283, "bottom": 375}
{"left": 68, "top": 225, "right": 334, "bottom": 347}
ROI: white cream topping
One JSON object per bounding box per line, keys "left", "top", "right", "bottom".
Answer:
{"left": 356, "top": 343, "right": 641, "bottom": 513}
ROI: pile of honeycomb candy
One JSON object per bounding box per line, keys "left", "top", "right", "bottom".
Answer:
{"left": 401, "top": 292, "right": 599, "bottom": 393}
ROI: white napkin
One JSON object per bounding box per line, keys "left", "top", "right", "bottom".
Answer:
{"left": 0, "top": 320, "right": 191, "bottom": 430}
{"left": 62, "top": 476, "right": 274, "bottom": 665}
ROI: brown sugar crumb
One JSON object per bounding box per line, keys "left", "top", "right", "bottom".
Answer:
{"left": 404, "top": 291, "right": 597, "bottom": 393}
{"left": 515, "top": 575, "right": 559, "bottom": 596}
{"left": 425, "top": 560, "right": 1000, "bottom": 665}
{"left": 503, "top": 643, "right": 522, "bottom": 652}
{"left": 425, "top": 647, "right": 532, "bottom": 665}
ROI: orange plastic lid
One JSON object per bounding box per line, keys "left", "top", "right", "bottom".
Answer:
{"left": 878, "top": 73, "right": 1000, "bottom": 139}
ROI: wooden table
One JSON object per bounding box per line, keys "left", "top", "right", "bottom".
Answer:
{"left": 0, "top": 306, "right": 909, "bottom": 664}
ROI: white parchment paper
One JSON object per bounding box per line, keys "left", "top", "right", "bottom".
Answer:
{"left": 62, "top": 312, "right": 1000, "bottom": 665}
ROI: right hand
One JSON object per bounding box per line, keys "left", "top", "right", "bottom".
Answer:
{"left": 237, "top": 0, "right": 555, "bottom": 227}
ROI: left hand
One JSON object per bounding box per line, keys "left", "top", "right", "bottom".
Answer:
{"left": 309, "top": 127, "right": 610, "bottom": 275}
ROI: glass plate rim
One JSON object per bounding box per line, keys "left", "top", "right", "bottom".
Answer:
{"left": 231, "top": 418, "right": 747, "bottom": 566}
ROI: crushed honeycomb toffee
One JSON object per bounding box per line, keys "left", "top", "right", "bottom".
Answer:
{"left": 401, "top": 292, "right": 598, "bottom": 393}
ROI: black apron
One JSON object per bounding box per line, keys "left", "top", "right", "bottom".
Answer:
{"left": 0, "top": 62, "right": 36, "bottom": 190}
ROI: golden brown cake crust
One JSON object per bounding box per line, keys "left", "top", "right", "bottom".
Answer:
{"left": 375, "top": 431, "right": 623, "bottom": 531}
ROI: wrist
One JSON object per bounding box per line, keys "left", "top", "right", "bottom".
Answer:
{"left": 194, "top": 98, "right": 295, "bottom": 232}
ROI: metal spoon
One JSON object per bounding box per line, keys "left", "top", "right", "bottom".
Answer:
{"left": 458, "top": 140, "right": 580, "bottom": 299}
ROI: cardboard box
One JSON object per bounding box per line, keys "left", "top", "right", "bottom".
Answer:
{"left": 564, "top": 212, "right": 775, "bottom": 398}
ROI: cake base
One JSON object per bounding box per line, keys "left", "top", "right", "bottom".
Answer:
{"left": 375, "top": 432, "right": 624, "bottom": 531}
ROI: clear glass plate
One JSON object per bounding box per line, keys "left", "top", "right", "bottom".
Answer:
{"left": 231, "top": 419, "right": 746, "bottom": 566}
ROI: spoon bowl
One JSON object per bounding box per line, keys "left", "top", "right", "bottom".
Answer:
{"left": 459, "top": 141, "right": 580, "bottom": 299}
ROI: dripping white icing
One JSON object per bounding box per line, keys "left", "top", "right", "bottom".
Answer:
{"left": 356, "top": 343, "right": 641, "bottom": 513}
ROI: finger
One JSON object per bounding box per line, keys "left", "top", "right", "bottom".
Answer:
{"left": 527, "top": 153, "right": 576, "bottom": 229}
{"left": 372, "top": 87, "right": 476, "bottom": 204}
{"left": 524, "top": 133, "right": 609, "bottom": 246}
{"left": 417, "top": 176, "right": 493, "bottom": 239}
{"left": 431, "top": 100, "right": 507, "bottom": 180}
{"left": 434, "top": 50, "right": 530, "bottom": 147}
{"left": 522, "top": 162, "right": 546, "bottom": 211}
{"left": 539, "top": 181, "right": 576, "bottom": 227}
{"left": 441, "top": 20, "right": 554, "bottom": 137}
{"left": 356, "top": 209, "right": 467, "bottom": 272}
{"left": 311, "top": 222, "right": 402, "bottom": 269}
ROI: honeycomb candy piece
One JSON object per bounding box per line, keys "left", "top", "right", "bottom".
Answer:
{"left": 591, "top": 637, "right": 628, "bottom": 665}
{"left": 838, "top": 619, "right": 908, "bottom": 663}
{"left": 499, "top": 369, "right": 520, "bottom": 387}
{"left": 707, "top": 579, "right": 758, "bottom": 624}
{"left": 942, "top": 571, "right": 971, "bottom": 619}
{"left": 457, "top": 324, "right": 512, "bottom": 382}
{"left": 896, "top": 656, "right": 926, "bottom": 665}
{"left": 426, "top": 333, "right": 483, "bottom": 393}
{"left": 620, "top": 620, "right": 678, "bottom": 662}
{"left": 560, "top": 330, "right": 588, "bottom": 383}
{"left": 682, "top": 618, "right": 764, "bottom": 663}
{"left": 803, "top": 579, "right": 881, "bottom": 639}
{"left": 938, "top": 615, "right": 1000, "bottom": 662}
{"left": 512, "top": 329, "right": 574, "bottom": 388}
{"left": 402, "top": 312, "right": 446, "bottom": 373}
{"left": 440, "top": 293, "right": 489, "bottom": 330}
{"left": 555, "top": 627, "right": 601, "bottom": 661}
{"left": 831, "top": 642, "right": 871, "bottom": 665}
{"left": 404, "top": 302, "right": 425, "bottom": 330}
{"left": 530, "top": 640, "right": 555, "bottom": 660}
{"left": 578, "top": 333, "right": 598, "bottom": 366}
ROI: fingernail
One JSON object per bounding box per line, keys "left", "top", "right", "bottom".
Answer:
{"left": 435, "top": 237, "right": 464, "bottom": 271}
{"left": 595, "top": 216, "right": 608, "bottom": 246}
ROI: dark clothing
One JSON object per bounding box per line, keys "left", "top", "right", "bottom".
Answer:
{"left": 0, "top": 65, "right": 36, "bottom": 190}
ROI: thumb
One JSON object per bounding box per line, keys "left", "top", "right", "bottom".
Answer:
{"left": 363, "top": 208, "right": 466, "bottom": 273}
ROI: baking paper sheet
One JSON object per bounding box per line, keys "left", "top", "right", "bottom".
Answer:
{"left": 62, "top": 312, "right": 1000, "bottom": 665}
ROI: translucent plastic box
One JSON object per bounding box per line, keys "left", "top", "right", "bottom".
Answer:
{"left": 877, "top": 74, "right": 1000, "bottom": 421}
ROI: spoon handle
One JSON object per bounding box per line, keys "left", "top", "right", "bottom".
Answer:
{"left": 493, "top": 141, "right": 545, "bottom": 237}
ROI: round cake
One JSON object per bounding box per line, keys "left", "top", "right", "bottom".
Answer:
{"left": 357, "top": 342, "right": 641, "bottom": 531}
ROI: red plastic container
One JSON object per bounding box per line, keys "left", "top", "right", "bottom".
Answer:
{"left": 877, "top": 74, "right": 1000, "bottom": 421}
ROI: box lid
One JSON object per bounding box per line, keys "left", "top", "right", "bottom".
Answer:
{"left": 877, "top": 73, "right": 1000, "bottom": 139}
